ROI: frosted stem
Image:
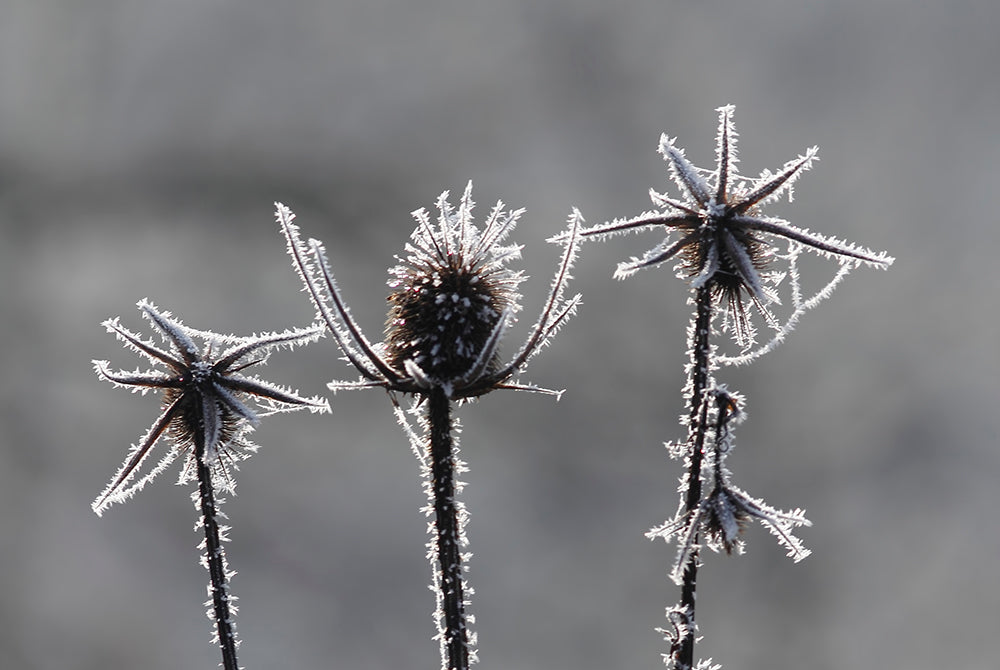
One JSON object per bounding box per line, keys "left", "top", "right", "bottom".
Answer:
{"left": 676, "top": 284, "right": 714, "bottom": 670}
{"left": 195, "top": 428, "right": 241, "bottom": 670}
{"left": 428, "top": 387, "right": 470, "bottom": 670}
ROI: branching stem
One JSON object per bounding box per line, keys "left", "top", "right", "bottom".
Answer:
{"left": 428, "top": 387, "right": 470, "bottom": 670}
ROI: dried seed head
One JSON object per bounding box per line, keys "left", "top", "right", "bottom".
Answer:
{"left": 576, "top": 105, "right": 893, "bottom": 350}
{"left": 277, "top": 188, "right": 581, "bottom": 399}
{"left": 385, "top": 183, "right": 524, "bottom": 387}
{"left": 162, "top": 382, "right": 243, "bottom": 457}
{"left": 91, "top": 300, "right": 329, "bottom": 515}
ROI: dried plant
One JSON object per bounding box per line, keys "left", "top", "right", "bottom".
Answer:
{"left": 92, "top": 299, "right": 328, "bottom": 670}
{"left": 569, "top": 105, "right": 893, "bottom": 670}
{"left": 87, "top": 105, "right": 896, "bottom": 670}
{"left": 277, "top": 182, "right": 582, "bottom": 670}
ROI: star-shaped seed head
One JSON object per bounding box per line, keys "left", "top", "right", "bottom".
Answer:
{"left": 92, "top": 299, "right": 329, "bottom": 515}
{"left": 575, "top": 105, "right": 893, "bottom": 347}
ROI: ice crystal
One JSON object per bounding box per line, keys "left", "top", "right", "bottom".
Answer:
{"left": 92, "top": 299, "right": 329, "bottom": 515}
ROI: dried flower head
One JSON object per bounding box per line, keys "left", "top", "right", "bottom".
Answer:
{"left": 92, "top": 299, "right": 329, "bottom": 515}
{"left": 570, "top": 105, "right": 893, "bottom": 347}
{"left": 384, "top": 188, "right": 525, "bottom": 386}
{"left": 277, "top": 182, "right": 583, "bottom": 399}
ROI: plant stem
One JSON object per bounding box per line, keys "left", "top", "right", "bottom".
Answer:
{"left": 676, "top": 284, "right": 714, "bottom": 670}
{"left": 195, "top": 426, "right": 241, "bottom": 670}
{"left": 427, "top": 386, "right": 470, "bottom": 670}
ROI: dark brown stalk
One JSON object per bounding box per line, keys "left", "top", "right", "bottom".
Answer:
{"left": 427, "top": 387, "right": 470, "bottom": 670}
{"left": 676, "top": 284, "right": 714, "bottom": 670}
{"left": 194, "top": 422, "right": 241, "bottom": 670}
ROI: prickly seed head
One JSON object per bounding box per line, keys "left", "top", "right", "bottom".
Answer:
{"left": 383, "top": 184, "right": 524, "bottom": 388}
{"left": 386, "top": 254, "right": 511, "bottom": 383}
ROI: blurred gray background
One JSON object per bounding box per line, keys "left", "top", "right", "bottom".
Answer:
{"left": 2, "top": 1, "right": 996, "bottom": 669}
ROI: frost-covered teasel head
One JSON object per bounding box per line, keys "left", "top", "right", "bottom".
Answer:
{"left": 384, "top": 188, "right": 525, "bottom": 387}
{"left": 569, "top": 105, "right": 893, "bottom": 348}
{"left": 277, "top": 182, "right": 582, "bottom": 399}
{"left": 91, "top": 300, "right": 329, "bottom": 515}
